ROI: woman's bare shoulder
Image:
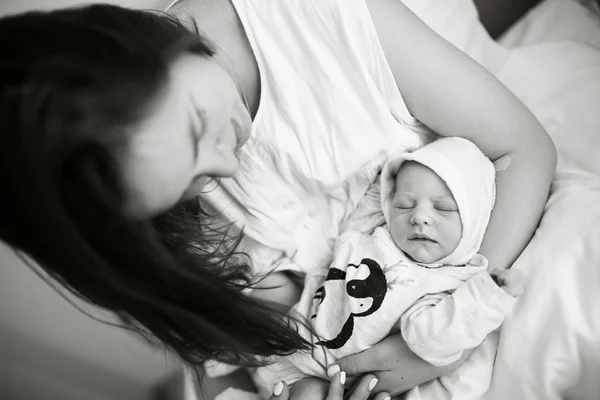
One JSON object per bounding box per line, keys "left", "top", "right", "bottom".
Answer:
{"left": 167, "top": 0, "right": 261, "bottom": 115}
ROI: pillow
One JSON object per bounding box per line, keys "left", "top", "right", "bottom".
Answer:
{"left": 496, "top": 41, "right": 600, "bottom": 176}
{"left": 401, "top": 0, "right": 509, "bottom": 74}
{"left": 489, "top": 40, "right": 600, "bottom": 399}
{"left": 499, "top": 0, "right": 600, "bottom": 50}
{"left": 578, "top": 0, "right": 600, "bottom": 13}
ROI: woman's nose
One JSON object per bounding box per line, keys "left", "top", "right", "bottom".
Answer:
{"left": 410, "top": 206, "right": 432, "bottom": 226}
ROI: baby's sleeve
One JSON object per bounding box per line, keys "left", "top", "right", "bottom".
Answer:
{"left": 399, "top": 271, "right": 516, "bottom": 366}
{"left": 340, "top": 175, "right": 386, "bottom": 235}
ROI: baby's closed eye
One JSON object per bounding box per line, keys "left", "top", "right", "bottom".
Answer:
{"left": 393, "top": 194, "right": 415, "bottom": 209}
{"left": 434, "top": 200, "right": 458, "bottom": 212}
{"left": 395, "top": 200, "right": 415, "bottom": 209}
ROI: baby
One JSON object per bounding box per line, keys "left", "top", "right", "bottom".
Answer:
{"left": 253, "top": 137, "right": 523, "bottom": 399}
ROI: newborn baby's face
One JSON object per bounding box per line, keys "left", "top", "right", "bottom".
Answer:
{"left": 388, "top": 162, "right": 462, "bottom": 263}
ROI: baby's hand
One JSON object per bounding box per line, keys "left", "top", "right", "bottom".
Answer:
{"left": 490, "top": 268, "right": 524, "bottom": 297}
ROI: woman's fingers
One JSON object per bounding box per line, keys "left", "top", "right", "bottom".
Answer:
{"left": 268, "top": 381, "right": 290, "bottom": 399}
{"left": 266, "top": 374, "right": 391, "bottom": 400}
{"left": 325, "top": 371, "right": 346, "bottom": 400}
{"left": 371, "top": 392, "right": 393, "bottom": 400}
{"left": 326, "top": 371, "right": 390, "bottom": 400}
{"left": 268, "top": 373, "right": 390, "bottom": 400}
{"left": 334, "top": 333, "right": 406, "bottom": 377}
{"left": 345, "top": 374, "right": 383, "bottom": 400}
{"left": 333, "top": 351, "right": 375, "bottom": 378}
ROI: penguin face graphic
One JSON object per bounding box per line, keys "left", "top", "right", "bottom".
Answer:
{"left": 346, "top": 263, "right": 375, "bottom": 315}
{"left": 315, "top": 258, "right": 388, "bottom": 349}
{"left": 346, "top": 258, "right": 387, "bottom": 317}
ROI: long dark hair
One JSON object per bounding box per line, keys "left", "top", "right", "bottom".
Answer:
{"left": 0, "top": 4, "right": 308, "bottom": 369}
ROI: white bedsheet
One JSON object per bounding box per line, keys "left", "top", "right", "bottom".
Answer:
{"left": 499, "top": 0, "right": 600, "bottom": 51}
{"left": 487, "top": 1, "right": 600, "bottom": 399}
{"left": 485, "top": 168, "right": 600, "bottom": 400}
{"left": 498, "top": 40, "right": 600, "bottom": 176}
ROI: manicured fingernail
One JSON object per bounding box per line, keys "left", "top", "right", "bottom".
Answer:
{"left": 327, "top": 364, "right": 340, "bottom": 378}
{"left": 368, "top": 378, "right": 378, "bottom": 391}
{"left": 273, "top": 381, "right": 284, "bottom": 396}
{"left": 339, "top": 371, "right": 346, "bottom": 385}
{"left": 383, "top": 397, "right": 391, "bottom": 400}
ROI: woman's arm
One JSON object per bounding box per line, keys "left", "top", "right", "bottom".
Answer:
{"left": 367, "top": 0, "right": 557, "bottom": 272}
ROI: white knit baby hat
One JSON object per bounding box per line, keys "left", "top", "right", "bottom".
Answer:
{"left": 380, "top": 137, "right": 496, "bottom": 266}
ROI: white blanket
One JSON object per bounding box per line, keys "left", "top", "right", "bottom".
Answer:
{"left": 487, "top": 1, "right": 600, "bottom": 398}
{"left": 486, "top": 168, "right": 600, "bottom": 400}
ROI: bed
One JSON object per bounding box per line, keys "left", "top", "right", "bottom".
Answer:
{"left": 481, "top": 1, "right": 600, "bottom": 399}
{"left": 154, "top": 0, "right": 600, "bottom": 399}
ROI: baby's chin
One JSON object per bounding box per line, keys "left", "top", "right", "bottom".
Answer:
{"left": 403, "top": 246, "right": 445, "bottom": 264}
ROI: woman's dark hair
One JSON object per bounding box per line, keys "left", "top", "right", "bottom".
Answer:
{"left": 0, "top": 4, "right": 308, "bottom": 369}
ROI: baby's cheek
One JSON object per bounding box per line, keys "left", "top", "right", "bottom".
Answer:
{"left": 393, "top": 233, "right": 410, "bottom": 255}
{"left": 449, "top": 222, "right": 463, "bottom": 250}
{"left": 390, "top": 220, "right": 408, "bottom": 243}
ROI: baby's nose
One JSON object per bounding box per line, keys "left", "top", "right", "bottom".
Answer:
{"left": 410, "top": 207, "right": 433, "bottom": 225}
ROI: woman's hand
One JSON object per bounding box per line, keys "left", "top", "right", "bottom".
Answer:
{"left": 268, "top": 372, "right": 391, "bottom": 400}
{"left": 328, "top": 333, "right": 471, "bottom": 396}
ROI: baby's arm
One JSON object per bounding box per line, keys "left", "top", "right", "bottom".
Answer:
{"left": 399, "top": 271, "right": 518, "bottom": 366}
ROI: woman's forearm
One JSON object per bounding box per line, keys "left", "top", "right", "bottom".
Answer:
{"left": 479, "top": 139, "right": 556, "bottom": 271}
{"left": 336, "top": 332, "right": 474, "bottom": 396}
{"left": 393, "top": 348, "right": 474, "bottom": 394}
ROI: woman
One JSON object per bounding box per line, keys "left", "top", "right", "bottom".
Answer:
{"left": 0, "top": 0, "right": 556, "bottom": 399}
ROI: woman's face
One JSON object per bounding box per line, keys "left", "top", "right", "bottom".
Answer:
{"left": 388, "top": 162, "right": 462, "bottom": 263}
{"left": 119, "top": 54, "right": 252, "bottom": 218}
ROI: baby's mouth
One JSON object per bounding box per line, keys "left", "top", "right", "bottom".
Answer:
{"left": 409, "top": 234, "right": 436, "bottom": 243}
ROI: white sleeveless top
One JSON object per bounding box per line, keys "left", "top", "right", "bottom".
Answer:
{"left": 186, "top": 0, "right": 434, "bottom": 273}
